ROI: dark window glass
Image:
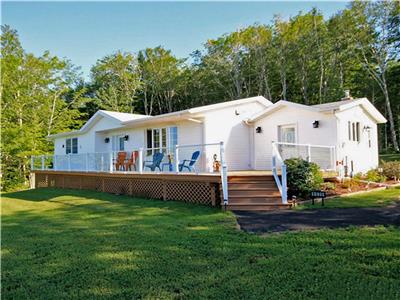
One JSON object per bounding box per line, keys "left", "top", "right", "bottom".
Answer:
{"left": 72, "top": 138, "right": 78, "bottom": 154}
{"left": 66, "top": 139, "right": 72, "bottom": 154}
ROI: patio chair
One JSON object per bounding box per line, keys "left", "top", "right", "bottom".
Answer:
{"left": 125, "top": 151, "right": 139, "bottom": 171}
{"left": 114, "top": 151, "right": 127, "bottom": 171}
{"left": 144, "top": 152, "right": 164, "bottom": 171}
{"left": 179, "top": 151, "right": 200, "bottom": 172}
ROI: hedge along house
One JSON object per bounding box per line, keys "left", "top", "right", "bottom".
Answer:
{"left": 32, "top": 94, "right": 386, "bottom": 211}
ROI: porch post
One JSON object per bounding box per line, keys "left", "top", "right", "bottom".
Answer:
{"left": 68, "top": 155, "right": 71, "bottom": 171}
{"left": 174, "top": 145, "right": 179, "bottom": 173}
{"left": 41, "top": 155, "right": 45, "bottom": 170}
{"left": 53, "top": 155, "right": 57, "bottom": 171}
{"left": 219, "top": 141, "right": 228, "bottom": 205}
{"left": 109, "top": 152, "right": 113, "bottom": 173}
{"left": 31, "top": 156, "right": 34, "bottom": 171}
{"left": 307, "top": 144, "right": 311, "bottom": 162}
{"left": 86, "top": 153, "right": 89, "bottom": 172}
{"left": 138, "top": 148, "right": 143, "bottom": 173}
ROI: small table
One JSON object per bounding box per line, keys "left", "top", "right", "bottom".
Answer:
{"left": 161, "top": 162, "right": 173, "bottom": 172}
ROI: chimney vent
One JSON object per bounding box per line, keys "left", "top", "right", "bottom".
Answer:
{"left": 342, "top": 90, "right": 353, "bottom": 101}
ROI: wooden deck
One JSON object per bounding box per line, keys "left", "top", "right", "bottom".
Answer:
{"left": 32, "top": 170, "right": 298, "bottom": 211}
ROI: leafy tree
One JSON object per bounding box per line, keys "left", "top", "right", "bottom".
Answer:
{"left": 91, "top": 51, "right": 141, "bottom": 113}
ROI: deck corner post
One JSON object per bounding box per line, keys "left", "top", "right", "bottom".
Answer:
{"left": 31, "top": 156, "right": 34, "bottom": 171}
{"left": 307, "top": 144, "right": 311, "bottom": 162}
{"left": 219, "top": 141, "right": 228, "bottom": 205}
{"left": 138, "top": 148, "right": 143, "bottom": 173}
{"left": 109, "top": 152, "right": 113, "bottom": 173}
{"left": 174, "top": 145, "right": 179, "bottom": 173}
{"left": 41, "top": 155, "right": 45, "bottom": 170}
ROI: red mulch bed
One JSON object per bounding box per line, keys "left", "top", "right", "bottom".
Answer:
{"left": 322, "top": 178, "right": 399, "bottom": 197}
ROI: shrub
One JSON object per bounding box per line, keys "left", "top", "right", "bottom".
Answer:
{"left": 381, "top": 161, "right": 400, "bottom": 181}
{"left": 353, "top": 172, "right": 364, "bottom": 180}
{"left": 284, "top": 158, "right": 324, "bottom": 199}
{"left": 341, "top": 178, "right": 360, "bottom": 190}
{"left": 365, "top": 169, "right": 386, "bottom": 183}
{"left": 321, "top": 182, "right": 336, "bottom": 191}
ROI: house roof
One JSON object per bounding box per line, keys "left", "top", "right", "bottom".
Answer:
{"left": 48, "top": 96, "right": 271, "bottom": 139}
{"left": 48, "top": 110, "right": 148, "bottom": 139}
{"left": 121, "top": 96, "right": 272, "bottom": 127}
{"left": 248, "top": 98, "right": 387, "bottom": 124}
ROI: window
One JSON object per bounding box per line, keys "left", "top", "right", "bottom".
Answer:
{"left": 66, "top": 138, "right": 78, "bottom": 154}
{"left": 348, "top": 122, "right": 361, "bottom": 142}
{"left": 146, "top": 126, "right": 178, "bottom": 156}
{"left": 279, "top": 125, "right": 296, "bottom": 144}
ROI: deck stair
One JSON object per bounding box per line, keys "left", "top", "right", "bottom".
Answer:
{"left": 223, "top": 174, "right": 292, "bottom": 211}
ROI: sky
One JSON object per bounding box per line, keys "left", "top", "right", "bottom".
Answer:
{"left": 2, "top": 1, "right": 349, "bottom": 80}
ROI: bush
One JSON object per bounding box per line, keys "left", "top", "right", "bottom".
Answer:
{"left": 381, "top": 161, "right": 400, "bottom": 181}
{"left": 353, "top": 172, "right": 364, "bottom": 180}
{"left": 284, "top": 158, "right": 324, "bottom": 199}
{"left": 365, "top": 169, "right": 386, "bottom": 183}
{"left": 321, "top": 182, "right": 336, "bottom": 191}
{"left": 341, "top": 178, "right": 360, "bottom": 190}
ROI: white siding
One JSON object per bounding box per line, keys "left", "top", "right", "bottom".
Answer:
{"left": 335, "top": 106, "right": 379, "bottom": 174}
{"left": 253, "top": 106, "right": 337, "bottom": 170}
{"left": 53, "top": 117, "right": 121, "bottom": 155}
{"left": 203, "top": 101, "right": 266, "bottom": 170}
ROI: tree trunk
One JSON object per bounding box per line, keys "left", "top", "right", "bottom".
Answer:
{"left": 383, "top": 82, "right": 399, "bottom": 151}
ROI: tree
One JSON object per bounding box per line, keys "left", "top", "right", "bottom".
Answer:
{"left": 91, "top": 51, "right": 141, "bottom": 113}
{"left": 351, "top": 1, "right": 399, "bottom": 151}
{"left": 1, "top": 25, "right": 84, "bottom": 190}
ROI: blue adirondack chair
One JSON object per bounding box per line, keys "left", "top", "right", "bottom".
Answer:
{"left": 179, "top": 151, "right": 200, "bottom": 172}
{"left": 144, "top": 152, "right": 164, "bottom": 171}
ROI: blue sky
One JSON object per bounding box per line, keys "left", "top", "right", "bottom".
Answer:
{"left": 2, "top": 1, "right": 349, "bottom": 80}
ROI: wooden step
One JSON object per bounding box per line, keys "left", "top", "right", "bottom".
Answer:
{"left": 228, "top": 190, "right": 281, "bottom": 197}
{"left": 226, "top": 203, "right": 292, "bottom": 211}
{"left": 228, "top": 176, "right": 274, "bottom": 183}
{"left": 228, "top": 198, "right": 283, "bottom": 205}
{"left": 227, "top": 182, "right": 277, "bottom": 189}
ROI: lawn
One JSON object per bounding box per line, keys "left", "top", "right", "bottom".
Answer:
{"left": 296, "top": 186, "right": 400, "bottom": 209}
{"left": 2, "top": 188, "right": 400, "bottom": 299}
{"left": 380, "top": 153, "right": 400, "bottom": 162}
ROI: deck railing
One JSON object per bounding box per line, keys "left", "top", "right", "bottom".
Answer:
{"left": 275, "top": 142, "right": 336, "bottom": 170}
{"left": 272, "top": 142, "right": 287, "bottom": 204}
{"left": 31, "top": 142, "right": 229, "bottom": 205}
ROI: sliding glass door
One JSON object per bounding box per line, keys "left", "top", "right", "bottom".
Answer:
{"left": 146, "top": 127, "right": 177, "bottom": 156}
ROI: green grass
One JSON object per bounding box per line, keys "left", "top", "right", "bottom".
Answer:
{"left": 296, "top": 187, "right": 400, "bottom": 210}
{"left": 380, "top": 153, "right": 400, "bottom": 162}
{"left": 2, "top": 188, "right": 400, "bottom": 299}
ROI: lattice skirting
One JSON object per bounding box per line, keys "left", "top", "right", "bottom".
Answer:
{"left": 33, "top": 172, "right": 220, "bottom": 207}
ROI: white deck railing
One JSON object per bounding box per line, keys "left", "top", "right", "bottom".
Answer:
{"left": 31, "top": 142, "right": 229, "bottom": 205}
{"left": 272, "top": 142, "right": 287, "bottom": 204}
{"left": 275, "top": 142, "right": 336, "bottom": 170}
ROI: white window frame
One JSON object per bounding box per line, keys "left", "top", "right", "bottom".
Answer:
{"left": 278, "top": 124, "right": 297, "bottom": 144}
{"left": 66, "top": 137, "right": 78, "bottom": 154}
{"left": 146, "top": 127, "right": 177, "bottom": 156}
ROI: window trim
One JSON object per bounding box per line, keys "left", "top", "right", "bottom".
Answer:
{"left": 66, "top": 137, "right": 78, "bottom": 154}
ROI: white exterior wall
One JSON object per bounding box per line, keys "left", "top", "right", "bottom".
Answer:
{"left": 53, "top": 117, "right": 122, "bottom": 155}
{"left": 335, "top": 106, "right": 379, "bottom": 174}
{"left": 253, "top": 106, "right": 337, "bottom": 170}
{"left": 203, "top": 102, "right": 266, "bottom": 170}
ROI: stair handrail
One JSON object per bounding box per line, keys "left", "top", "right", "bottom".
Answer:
{"left": 272, "top": 142, "right": 288, "bottom": 204}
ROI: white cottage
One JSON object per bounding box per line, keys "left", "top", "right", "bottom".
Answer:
{"left": 48, "top": 95, "right": 385, "bottom": 175}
